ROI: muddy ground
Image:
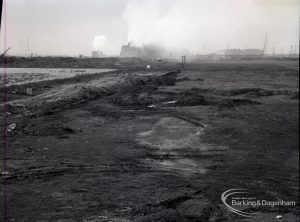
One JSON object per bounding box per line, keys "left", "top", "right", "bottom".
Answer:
{"left": 0, "top": 59, "right": 299, "bottom": 222}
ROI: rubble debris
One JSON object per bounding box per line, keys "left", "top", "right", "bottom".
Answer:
{"left": 219, "top": 98, "right": 260, "bottom": 107}
{"left": 175, "top": 88, "right": 207, "bottom": 106}
{"left": 211, "top": 87, "right": 299, "bottom": 98}
{"left": 290, "top": 91, "right": 299, "bottom": 100}
{"left": 8, "top": 123, "right": 16, "bottom": 132}
{"left": 1, "top": 171, "right": 9, "bottom": 176}
{"left": 176, "top": 77, "right": 191, "bottom": 82}
{"left": 163, "top": 101, "right": 176, "bottom": 105}
{"left": 26, "top": 87, "right": 33, "bottom": 95}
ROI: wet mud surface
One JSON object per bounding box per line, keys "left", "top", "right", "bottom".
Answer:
{"left": 0, "top": 61, "right": 299, "bottom": 221}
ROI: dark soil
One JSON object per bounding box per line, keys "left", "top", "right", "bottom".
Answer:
{"left": 1, "top": 60, "right": 299, "bottom": 222}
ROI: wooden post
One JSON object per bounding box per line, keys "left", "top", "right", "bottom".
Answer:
{"left": 181, "top": 55, "right": 186, "bottom": 69}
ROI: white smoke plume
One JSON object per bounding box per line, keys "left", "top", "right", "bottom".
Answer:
{"left": 122, "top": 0, "right": 300, "bottom": 54}
{"left": 93, "top": 35, "right": 106, "bottom": 50}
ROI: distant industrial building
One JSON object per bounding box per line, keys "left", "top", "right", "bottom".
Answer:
{"left": 120, "top": 42, "right": 167, "bottom": 59}
{"left": 217, "top": 49, "right": 264, "bottom": 59}
{"left": 120, "top": 43, "right": 142, "bottom": 57}
{"left": 243, "top": 49, "right": 264, "bottom": 57}
{"left": 92, "top": 50, "right": 105, "bottom": 58}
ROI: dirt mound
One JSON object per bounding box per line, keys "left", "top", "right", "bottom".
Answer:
{"left": 212, "top": 87, "right": 298, "bottom": 98}
{"left": 219, "top": 98, "right": 260, "bottom": 107}
{"left": 4, "top": 77, "right": 120, "bottom": 116}
{"left": 175, "top": 96, "right": 206, "bottom": 106}
{"left": 114, "top": 84, "right": 208, "bottom": 108}
{"left": 176, "top": 77, "right": 191, "bottom": 82}
{"left": 176, "top": 77, "right": 204, "bottom": 82}
{"left": 289, "top": 91, "right": 299, "bottom": 100}
{"left": 11, "top": 85, "right": 111, "bottom": 115}
{"left": 2, "top": 71, "right": 179, "bottom": 115}
{"left": 114, "top": 93, "right": 153, "bottom": 107}
{"left": 213, "top": 88, "right": 271, "bottom": 96}
{"left": 21, "top": 122, "right": 76, "bottom": 137}
{"left": 113, "top": 81, "right": 263, "bottom": 109}
{"left": 113, "top": 71, "right": 178, "bottom": 107}
{"left": 175, "top": 88, "right": 207, "bottom": 106}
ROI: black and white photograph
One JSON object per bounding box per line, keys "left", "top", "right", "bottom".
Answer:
{"left": 0, "top": 0, "right": 299, "bottom": 221}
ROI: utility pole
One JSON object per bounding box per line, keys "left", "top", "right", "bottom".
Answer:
{"left": 290, "top": 45, "right": 293, "bottom": 57}
{"left": 263, "top": 33, "right": 268, "bottom": 56}
{"left": 272, "top": 47, "right": 275, "bottom": 57}
{"left": 293, "top": 45, "right": 297, "bottom": 56}
{"left": 181, "top": 55, "right": 186, "bottom": 70}
{"left": 26, "top": 36, "right": 30, "bottom": 57}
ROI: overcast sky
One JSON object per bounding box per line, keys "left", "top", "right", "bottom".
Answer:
{"left": 1, "top": 0, "right": 299, "bottom": 56}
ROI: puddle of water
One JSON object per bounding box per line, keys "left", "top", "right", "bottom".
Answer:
{"left": 136, "top": 117, "right": 215, "bottom": 152}
{"left": 137, "top": 117, "right": 227, "bottom": 175}
{"left": 137, "top": 117, "right": 204, "bottom": 150}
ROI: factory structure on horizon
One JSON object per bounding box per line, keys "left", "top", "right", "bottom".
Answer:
{"left": 119, "top": 41, "right": 298, "bottom": 61}
{"left": 92, "top": 50, "right": 105, "bottom": 58}
{"left": 216, "top": 48, "right": 264, "bottom": 59}
{"left": 120, "top": 42, "right": 171, "bottom": 59}
{"left": 120, "top": 42, "right": 142, "bottom": 57}
{"left": 120, "top": 43, "right": 264, "bottom": 60}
